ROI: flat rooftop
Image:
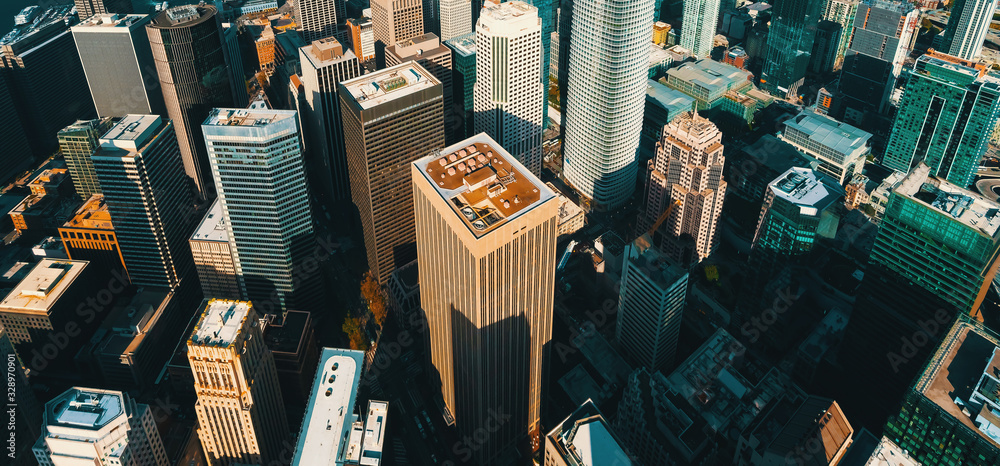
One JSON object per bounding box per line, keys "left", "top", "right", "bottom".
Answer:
{"left": 0, "top": 5, "right": 74, "bottom": 49}
{"left": 340, "top": 62, "right": 440, "bottom": 110}
{"left": 769, "top": 167, "right": 843, "bottom": 215}
{"left": 784, "top": 110, "right": 872, "bottom": 156}
{"left": 361, "top": 401, "right": 388, "bottom": 465}
{"left": 564, "top": 415, "right": 632, "bottom": 465}
{"left": 62, "top": 194, "right": 113, "bottom": 231}
{"left": 414, "top": 134, "right": 555, "bottom": 237}
{"left": 48, "top": 389, "right": 124, "bottom": 431}
{"left": 263, "top": 310, "right": 310, "bottom": 354}
{"left": 204, "top": 107, "right": 297, "bottom": 128}
{"left": 388, "top": 33, "right": 447, "bottom": 59}
{"left": 293, "top": 348, "right": 365, "bottom": 465}
{"left": 150, "top": 5, "right": 217, "bottom": 29}
{"left": 0, "top": 260, "right": 88, "bottom": 313}
{"left": 479, "top": 1, "right": 538, "bottom": 30}
{"left": 445, "top": 32, "right": 476, "bottom": 56}
{"left": 864, "top": 436, "right": 920, "bottom": 466}
{"left": 99, "top": 115, "right": 164, "bottom": 153}
{"left": 191, "top": 198, "right": 228, "bottom": 243}
{"left": 666, "top": 59, "right": 752, "bottom": 94}
{"left": 626, "top": 235, "right": 687, "bottom": 290}
{"left": 189, "top": 300, "right": 251, "bottom": 347}
{"left": 94, "top": 288, "right": 170, "bottom": 359}
{"left": 646, "top": 80, "right": 696, "bottom": 117}
{"left": 546, "top": 183, "right": 583, "bottom": 226}
{"left": 894, "top": 164, "right": 1000, "bottom": 236}
{"left": 73, "top": 14, "right": 149, "bottom": 31}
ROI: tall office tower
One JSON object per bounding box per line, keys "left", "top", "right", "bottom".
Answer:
{"left": 295, "top": 0, "right": 345, "bottom": 43}
{"left": 188, "top": 300, "right": 289, "bottom": 466}
{"left": 640, "top": 113, "right": 726, "bottom": 266}
{"left": 942, "top": 0, "right": 994, "bottom": 61}
{"left": 59, "top": 194, "right": 129, "bottom": 276}
{"left": 882, "top": 52, "right": 1000, "bottom": 188}
{"left": 446, "top": 32, "right": 477, "bottom": 138}
{"left": 371, "top": 0, "right": 424, "bottom": 47}
{"left": 32, "top": 387, "right": 168, "bottom": 466}
{"left": 440, "top": 0, "right": 471, "bottom": 41}
{"left": 779, "top": 109, "right": 871, "bottom": 185}
{"left": 299, "top": 38, "right": 360, "bottom": 202}
{"left": 1, "top": 5, "right": 95, "bottom": 156}
{"left": 544, "top": 400, "right": 634, "bottom": 466}
{"left": 222, "top": 23, "right": 248, "bottom": 106}
{"left": 190, "top": 198, "right": 241, "bottom": 300}
{"left": 147, "top": 5, "right": 235, "bottom": 198}
{"left": 339, "top": 63, "right": 445, "bottom": 283}
{"left": 836, "top": 0, "right": 918, "bottom": 121}
{"left": 291, "top": 348, "right": 388, "bottom": 465}
{"left": 386, "top": 33, "right": 454, "bottom": 135}
{"left": 202, "top": 108, "right": 319, "bottom": 312}
{"left": 563, "top": 0, "right": 654, "bottom": 210}
{"left": 474, "top": 2, "right": 544, "bottom": 175}
{"left": 2, "top": 327, "right": 42, "bottom": 466}
{"left": 680, "top": 0, "right": 721, "bottom": 57}
{"left": 93, "top": 115, "right": 197, "bottom": 289}
{"left": 0, "top": 74, "right": 31, "bottom": 184}
{"left": 616, "top": 234, "right": 688, "bottom": 371}
{"left": 73, "top": 14, "right": 166, "bottom": 118}
{"left": 883, "top": 317, "right": 1000, "bottom": 465}
{"left": 821, "top": 0, "right": 858, "bottom": 70}
{"left": 347, "top": 17, "right": 376, "bottom": 63}
{"left": 840, "top": 164, "right": 1000, "bottom": 424}
{"left": 75, "top": 0, "right": 134, "bottom": 18}
{"left": 59, "top": 117, "right": 115, "bottom": 201}
{"left": 760, "top": 0, "right": 823, "bottom": 98}
{"left": 413, "top": 134, "right": 558, "bottom": 462}
{"left": 425, "top": 0, "right": 441, "bottom": 36}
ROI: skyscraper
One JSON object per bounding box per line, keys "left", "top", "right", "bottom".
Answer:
{"left": 413, "top": 134, "right": 558, "bottom": 462}
{"left": 147, "top": 5, "right": 235, "bottom": 198}
{"left": 32, "top": 387, "right": 168, "bottom": 466}
{"left": 75, "top": 0, "right": 134, "bottom": 18}
{"left": 616, "top": 234, "right": 688, "bottom": 371}
{"left": 760, "top": 0, "right": 823, "bottom": 98}
{"left": 386, "top": 33, "right": 454, "bottom": 134}
{"left": 73, "top": 14, "right": 166, "bottom": 118}
{"left": 202, "top": 108, "right": 319, "bottom": 312}
{"left": 2, "top": 327, "right": 41, "bottom": 466}
{"left": 339, "top": 63, "right": 445, "bottom": 283}
{"left": 93, "top": 114, "right": 197, "bottom": 289}
{"left": 295, "top": 0, "right": 346, "bottom": 43}
{"left": 188, "top": 300, "right": 289, "bottom": 466}
{"left": 563, "top": 0, "right": 654, "bottom": 210}
{"left": 371, "top": 0, "right": 424, "bottom": 47}
{"left": 346, "top": 17, "right": 376, "bottom": 63}
{"left": 821, "top": 0, "right": 858, "bottom": 70}
{"left": 440, "top": 0, "right": 471, "bottom": 41}
{"left": 882, "top": 52, "right": 1000, "bottom": 188}
{"left": 59, "top": 117, "right": 115, "bottom": 201}
{"left": 446, "top": 32, "right": 477, "bottom": 137}
{"left": 835, "top": 0, "right": 919, "bottom": 121}
{"left": 840, "top": 164, "right": 1000, "bottom": 419}
{"left": 189, "top": 198, "right": 241, "bottom": 300}
{"left": 779, "top": 109, "right": 871, "bottom": 185}
{"left": 474, "top": 1, "right": 544, "bottom": 175}
{"left": 299, "top": 38, "right": 360, "bottom": 202}
{"left": 680, "top": 0, "right": 721, "bottom": 57}
{"left": 1, "top": 5, "right": 95, "bottom": 156}
{"left": 0, "top": 73, "right": 30, "bottom": 184}
{"left": 544, "top": 400, "right": 634, "bottom": 466}
{"left": 640, "top": 112, "right": 726, "bottom": 265}
{"left": 942, "top": 0, "right": 994, "bottom": 61}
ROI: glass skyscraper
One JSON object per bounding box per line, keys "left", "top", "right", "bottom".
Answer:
{"left": 760, "top": 0, "right": 823, "bottom": 98}
{"left": 202, "top": 108, "right": 319, "bottom": 313}
{"left": 882, "top": 52, "right": 1000, "bottom": 188}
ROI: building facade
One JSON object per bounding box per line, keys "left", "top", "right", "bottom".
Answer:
{"left": 446, "top": 32, "right": 476, "bottom": 138}
{"left": 563, "top": 0, "right": 654, "bottom": 210}
{"left": 474, "top": 2, "right": 544, "bottom": 176}
{"left": 544, "top": 399, "right": 634, "bottom": 465}
{"left": 75, "top": 0, "right": 134, "bottom": 18}
{"left": 371, "top": 0, "right": 424, "bottom": 47}
{"left": 339, "top": 63, "right": 445, "bottom": 283}
{"left": 759, "top": 0, "right": 822, "bottom": 98}
{"left": 59, "top": 117, "right": 115, "bottom": 201}
{"left": 942, "top": 0, "right": 994, "bottom": 61}
{"left": 189, "top": 198, "right": 240, "bottom": 300}
{"left": 386, "top": 33, "right": 454, "bottom": 133}
{"left": 680, "top": 0, "right": 720, "bottom": 57}
{"left": 189, "top": 300, "right": 289, "bottom": 466}
{"left": 779, "top": 109, "right": 871, "bottom": 185}
{"left": 295, "top": 0, "right": 345, "bottom": 43}
{"left": 346, "top": 17, "right": 376, "bottom": 63}
{"left": 413, "top": 134, "right": 558, "bottom": 462}
{"left": 58, "top": 194, "right": 128, "bottom": 277}
{"left": 820, "top": 0, "right": 858, "bottom": 70}
{"left": 440, "top": 0, "right": 471, "bottom": 41}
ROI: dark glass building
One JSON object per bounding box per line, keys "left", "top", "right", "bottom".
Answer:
{"left": 759, "top": 0, "right": 822, "bottom": 98}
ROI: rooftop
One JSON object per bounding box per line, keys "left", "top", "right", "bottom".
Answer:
{"left": 339, "top": 62, "right": 440, "bottom": 110}
{"left": 666, "top": 59, "right": 752, "bottom": 94}
{"left": 0, "top": 260, "right": 88, "bottom": 313}
{"left": 204, "top": 107, "right": 297, "bottom": 128}
{"left": 783, "top": 110, "right": 872, "bottom": 156}
{"left": 646, "top": 80, "right": 697, "bottom": 116}
{"left": 769, "top": 167, "right": 844, "bottom": 215}
{"left": 626, "top": 234, "right": 687, "bottom": 290}
{"left": 263, "top": 310, "right": 311, "bottom": 354}
{"left": 61, "top": 194, "right": 113, "bottom": 231}
{"left": 73, "top": 13, "right": 149, "bottom": 31}
{"left": 304, "top": 37, "right": 352, "bottom": 64}
{"left": 189, "top": 300, "right": 252, "bottom": 347}
{"left": 546, "top": 182, "right": 584, "bottom": 225}
{"left": 864, "top": 436, "right": 920, "bottom": 466}
{"left": 292, "top": 348, "right": 366, "bottom": 465}
{"left": 478, "top": 1, "right": 539, "bottom": 31}
{"left": 547, "top": 400, "right": 633, "bottom": 466}
{"left": 894, "top": 164, "right": 1000, "bottom": 236}
{"left": 360, "top": 401, "right": 387, "bottom": 465}
{"left": 150, "top": 5, "right": 217, "bottom": 28}
{"left": 98, "top": 114, "right": 164, "bottom": 153}
{"left": 414, "top": 134, "right": 555, "bottom": 237}
{"left": 445, "top": 32, "right": 476, "bottom": 56}
{"left": 92, "top": 288, "right": 171, "bottom": 359}
{"left": 388, "top": 33, "right": 448, "bottom": 59}
{"left": 48, "top": 388, "right": 124, "bottom": 431}
{"left": 0, "top": 5, "right": 75, "bottom": 51}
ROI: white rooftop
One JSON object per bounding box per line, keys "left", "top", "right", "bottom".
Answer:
{"left": 0, "top": 260, "right": 88, "bottom": 313}
{"left": 340, "top": 62, "right": 439, "bottom": 110}
{"left": 570, "top": 419, "right": 633, "bottom": 465}
{"left": 73, "top": 13, "right": 148, "bottom": 31}
{"left": 292, "top": 348, "right": 365, "bottom": 465}
{"left": 204, "top": 108, "right": 297, "bottom": 127}
{"left": 784, "top": 110, "right": 872, "bottom": 157}
{"left": 190, "top": 300, "right": 251, "bottom": 347}
{"left": 865, "top": 436, "right": 920, "bottom": 466}
{"left": 769, "top": 167, "right": 841, "bottom": 216}
{"left": 99, "top": 114, "right": 163, "bottom": 152}
{"left": 478, "top": 1, "right": 539, "bottom": 31}
{"left": 51, "top": 389, "right": 124, "bottom": 430}
{"left": 191, "top": 198, "right": 228, "bottom": 242}
{"left": 894, "top": 164, "right": 1000, "bottom": 235}
{"left": 360, "top": 401, "right": 387, "bottom": 465}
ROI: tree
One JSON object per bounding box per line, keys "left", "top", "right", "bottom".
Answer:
{"left": 342, "top": 317, "right": 368, "bottom": 351}
{"left": 360, "top": 271, "right": 388, "bottom": 326}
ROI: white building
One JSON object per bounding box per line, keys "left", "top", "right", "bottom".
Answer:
{"left": 295, "top": 0, "right": 345, "bottom": 43}
{"left": 292, "top": 348, "right": 388, "bottom": 465}
{"left": 33, "top": 388, "right": 169, "bottom": 466}
{"left": 439, "top": 0, "right": 470, "bottom": 41}
{"left": 943, "top": 0, "right": 994, "bottom": 61}
{"left": 779, "top": 109, "right": 871, "bottom": 185}
{"left": 563, "top": 0, "right": 654, "bottom": 210}
{"left": 616, "top": 234, "right": 688, "bottom": 371}
{"left": 680, "top": 0, "right": 720, "bottom": 57}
